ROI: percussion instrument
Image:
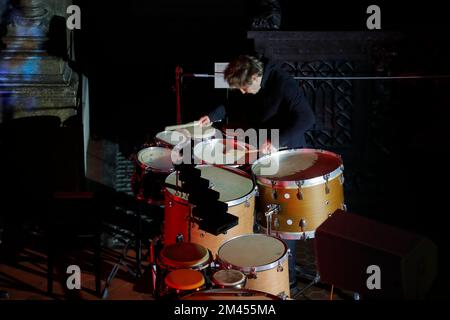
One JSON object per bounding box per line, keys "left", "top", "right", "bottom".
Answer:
{"left": 163, "top": 165, "right": 256, "bottom": 256}
{"left": 133, "top": 146, "right": 175, "bottom": 205}
{"left": 216, "top": 234, "right": 290, "bottom": 298}
{"left": 181, "top": 288, "right": 283, "bottom": 300}
{"left": 211, "top": 269, "right": 247, "bottom": 289}
{"left": 163, "top": 269, "right": 206, "bottom": 297}
{"left": 193, "top": 138, "right": 257, "bottom": 167}
{"left": 158, "top": 241, "right": 212, "bottom": 272}
{"left": 155, "top": 130, "right": 188, "bottom": 149}
{"left": 251, "top": 148, "right": 345, "bottom": 239}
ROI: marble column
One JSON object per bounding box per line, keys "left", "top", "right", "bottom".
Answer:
{"left": 0, "top": 0, "right": 78, "bottom": 123}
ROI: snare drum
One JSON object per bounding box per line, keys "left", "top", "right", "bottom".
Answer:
{"left": 217, "top": 234, "right": 290, "bottom": 298}
{"left": 193, "top": 138, "right": 257, "bottom": 167}
{"left": 211, "top": 269, "right": 246, "bottom": 289}
{"left": 163, "top": 165, "right": 256, "bottom": 256}
{"left": 181, "top": 288, "right": 283, "bottom": 300}
{"left": 251, "top": 148, "right": 345, "bottom": 239}
{"left": 133, "top": 146, "right": 175, "bottom": 205}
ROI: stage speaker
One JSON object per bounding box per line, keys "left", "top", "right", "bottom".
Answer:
{"left": 315, "top": 210, "right": 438, "bottom": 299}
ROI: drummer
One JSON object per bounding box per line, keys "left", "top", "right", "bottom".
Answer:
{"left": 198, "top": 54, "right": 315, "bottom": 293}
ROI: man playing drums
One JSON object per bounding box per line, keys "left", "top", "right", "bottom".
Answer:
{"left": 198, "top": 54, "right": 315, "bottom": 293}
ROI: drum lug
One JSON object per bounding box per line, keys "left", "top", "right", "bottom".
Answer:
{"left": 271, "top": 181, "right": 278, "bottom": 200}
{"left": 244, "top": 200, "right": 250, "bottom": 208}
{"left": 278, "top": 292, "right": 289, "bottom": 300}
{"left": 248, "top": 268, "right": 258, "bottom": 279}
{"left": 295, "top": 180, "right": 304, "bottom": 200}
{"left": 168, "top": 201, "right": 173, "bottom": 208}
{"left": 323, "top": 174, "right": 330, "bottom": 194}
{"left": 277, "top": 262, "right": 284, "bottom": 272}
{"left": 265, "top": 204, "right": 280, "bottom": 235}
{"left": 339, "top": 173, "right": 345, "bottom": 185}
{"left": 342, "top": 203, "right": 347, "bottom": 211}
{"left": 255, "top": 185, "right": 259, "bottom": 197}
{"left": 299, "top": 219, "right": 307, "bottom": 240}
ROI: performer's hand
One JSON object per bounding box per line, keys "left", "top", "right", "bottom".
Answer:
{"left": 261, "top": 140, "right": 277, "bottom": 154}
{"left": 198, "top": 116, "right": 211, "bottom": 127}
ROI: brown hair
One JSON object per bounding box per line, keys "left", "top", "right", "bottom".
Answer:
{"left": 224, "top": 55, "right": 264, "bottom": 88}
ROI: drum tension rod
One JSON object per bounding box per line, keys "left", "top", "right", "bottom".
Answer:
{"left": 265, "top": 204, "right": 280, "bottom": 236}
{"left": 323, "top": 174, "right": 330, "bottom": 194}
{"left": 296, "top": 180, "right": 304, "bottom": 200}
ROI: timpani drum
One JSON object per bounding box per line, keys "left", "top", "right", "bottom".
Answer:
{"left": 181, "top": 288, "right": 283, "bottom": 300}
{"left": 133, "top": 146, "right": 175, "bottom": 205}
{"left": 163, "top": 165, "right": 256, "bottom": 256}
{"left": 251, "top": 148, "right": 345, "bottom": 239}
{"left": 216, "top": 234, "right": 290, "bottom": 298}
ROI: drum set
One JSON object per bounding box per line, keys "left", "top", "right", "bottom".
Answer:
{"left": 130, "top": 123, "right": 346, "bottom": 300}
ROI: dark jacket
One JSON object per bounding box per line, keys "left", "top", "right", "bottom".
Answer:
{"left": 208, "top": 60, "right": 315, "bottom": 149}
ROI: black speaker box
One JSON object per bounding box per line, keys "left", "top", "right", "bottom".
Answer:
{"left": 315, "top": 210, "right": 438, "bottom": 299}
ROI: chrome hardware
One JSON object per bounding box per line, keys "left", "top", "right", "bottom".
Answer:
{"left": 299, "top": 219, "right": 307, "bottom": 241}
{"left": 274, "top": 217, "right": 280, "bottom": 230}
{"left": 245, "top": 200, "right": 250, "bottom": 208}
{"left": 175, "top": 234, "right": 184, "bottom": 243}
{"left": 339, "top": 174, "right": 345, "bottom": 185}
{"left": 248, "top": 267, "right": 257, "bottom": 279}
{"left": 168, "top": 201, "right": 173, "bottom": 208}
{"left": 271, "top": 181, "right": 278, "bottom": 200}
{"left": 265, "top": 204, "right": 280, "bottom": 235}
{"left": 277, "top": 263, "right": 284, "bottom": 272}
{"left": 295, "top": 180, "right": 304, "bottom": 200}
{"left": 278, "top": 292, "right": 288, "bottom": 300}
{"left": 324, "top": 174, "right": 330, "bottom": 194}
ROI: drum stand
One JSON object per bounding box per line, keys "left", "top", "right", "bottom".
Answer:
{"left": 263, "top": 205, "right": 321, "bottom": 300}
{"left": 102, "top": 205, "right": 149, "bottom": 299}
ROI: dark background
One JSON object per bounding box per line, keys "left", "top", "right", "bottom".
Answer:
{"left": 74, "top": 0, "right": 450, "bottom": 141}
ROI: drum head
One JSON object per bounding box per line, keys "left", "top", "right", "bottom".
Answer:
{"left": 212, "top": 269, "right": 246, "bottom": 287}
{"left": 160, "top": 242, "right": 210, "bottom": 268}
{"left": 165, "top": 269, "right": 205, "bottom": 290}
{"left": 179, "top": 124, "right": 219, "bottom": 140}
{"left": 251, "top": 148, "right": 342, "bottom": 181}
{"left": 156, "top": 130, "right": 187, "bottom": 147}
{"left": 193, "top": 139, "right": 256, "bottom": 166}
{"left": 181, "top": 288, "right": 282, "bottom": 300}
{"left": 165, "top": 165, "right": 255, "bottom": 206}
{"left": 137, "top": 147, "right": 174, "bottom": 172}
{"left": 218, "top": 234, "right": 287, "bottom": 270}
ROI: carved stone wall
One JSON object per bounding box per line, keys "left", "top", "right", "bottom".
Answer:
{"left": 0, "top": 0, "right": 78, "bottom": 123}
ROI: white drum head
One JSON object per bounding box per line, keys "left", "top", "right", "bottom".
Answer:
{"left": 251, "top": 148, "right": 342, "bottom": 182}
{"left": 180, "top": 124, "right": 219, "bottom": 140}
{"left": 137, "top": 147, "right": 174, "bottom": 172}
{"left": 156, "top": 130, "right": 187, "bottom": 146}
{"left": 165, "top": 165, "right": 255, "bottom": 206}
{"left": 218, "top": 234, "right": 287, "bottom": 269}
{"left": 193, "top": 139, "right": 256, "bottom": 165}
